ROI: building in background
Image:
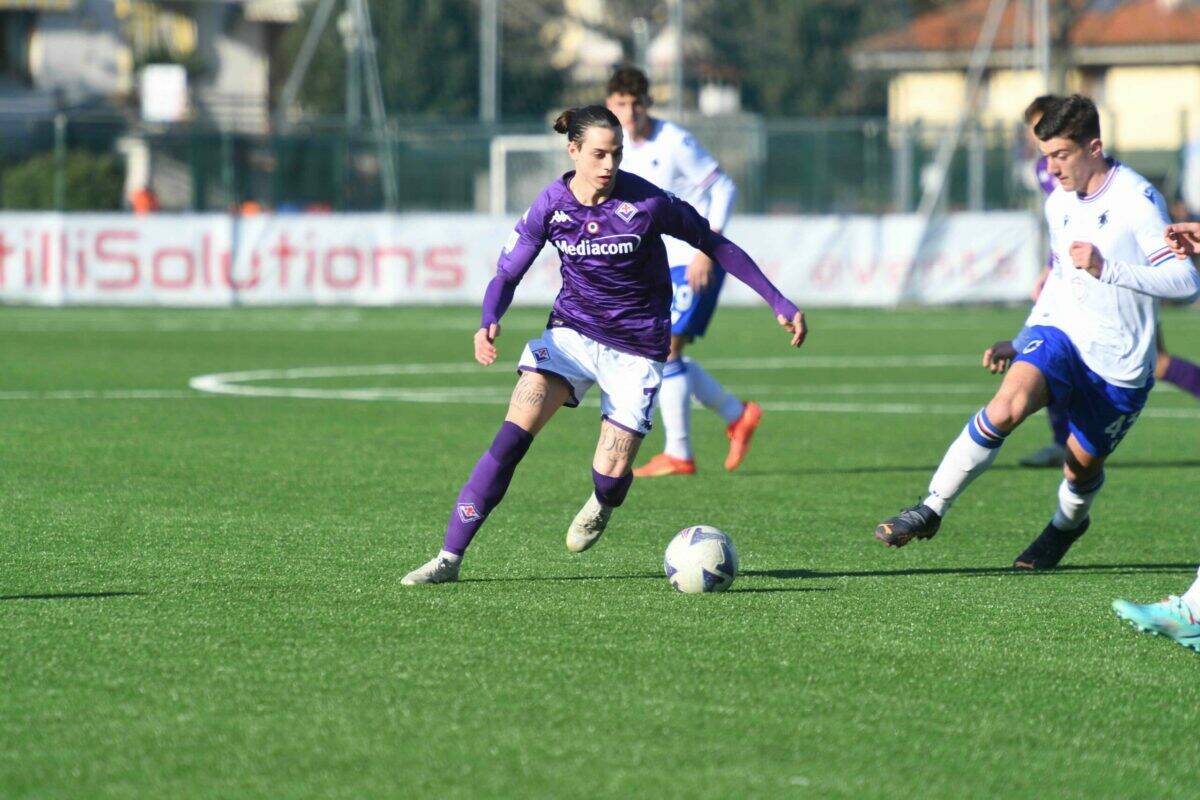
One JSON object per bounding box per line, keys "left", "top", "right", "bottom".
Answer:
{"left": 854, "top": 0, "right": 1200, "bottom": 180}
{"left": 0, "top": 0, "right": 308, "bottom": 129}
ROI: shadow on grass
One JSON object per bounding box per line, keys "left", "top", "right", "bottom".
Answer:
{"left": 745, "top": 564, "right": 1196, "bottom": 580}
{"left": 462, "top": 573, "right": 663, "bottom": 583}
{"left": 0, "top": 591, "right": 146, "bottom": 601}
{"left": 733, "top": 586, "right": 836, "bottom": 594}
{"left": 738, "top": 460, "right": 1200, "bottom": 478}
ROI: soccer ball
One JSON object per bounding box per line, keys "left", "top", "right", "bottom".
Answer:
{"left": 663, "top": 525, "right": 738, "bottom": 593}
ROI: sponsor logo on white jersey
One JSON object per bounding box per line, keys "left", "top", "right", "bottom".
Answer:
{"left": 553, "top": 234, "right": 642, "bottom": 257}
{"left": 550, "top": 210, "right": 572, "bottom": 224}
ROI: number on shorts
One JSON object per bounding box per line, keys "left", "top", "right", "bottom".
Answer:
{"left": 1103, "top": 412, "right": 1139, "bottom": 445}
{"left": 642, "top": 386, "right": 660, "bottom": 426}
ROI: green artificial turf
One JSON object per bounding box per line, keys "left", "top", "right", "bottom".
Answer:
{"left": 2, "top": 305, "right": 1198, "bottom": 798}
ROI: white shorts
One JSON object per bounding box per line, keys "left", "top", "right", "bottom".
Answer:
{"left": 517, "top": 327, "right": 664, "bottom": 437}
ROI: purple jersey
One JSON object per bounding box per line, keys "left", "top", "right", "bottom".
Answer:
{"left": 1035, "top": 155, "right": 1056, "bottom": 196}
{"left": 482, "top": 170, "right": 797, "bottom": 361}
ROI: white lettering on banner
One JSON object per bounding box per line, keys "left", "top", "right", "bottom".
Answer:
{"left": 0, "top": 212, "right": 1039, "bottom": 307}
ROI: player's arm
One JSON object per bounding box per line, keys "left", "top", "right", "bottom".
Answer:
{"left": 477, "top": 205, "right": 549, "bottom": 365}
{"left": 657, "top": 193, "right": 805, "bottom": 347}
{"left": 1070, "top": 189, "right": 1200, "bottom": 302}
{"left": 1070, "top": 241, "right": 1200, "bottom": 301}
{"left": 678, "top": 134, "right": 738, "bottom": 292}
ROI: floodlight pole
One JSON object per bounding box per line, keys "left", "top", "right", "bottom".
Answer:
{"left": 668, "top": 0, "right": 683, "bottom": 117}
{"left": 480, "top": 0, "right": 500, "bottom": 124}
{"left": 915, "top": 0, "right": 1009, "bottom": 220}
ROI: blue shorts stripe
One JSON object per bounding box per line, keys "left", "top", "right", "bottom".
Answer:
{"left": 662, "top": 359, "right": 688, "bottom": 379}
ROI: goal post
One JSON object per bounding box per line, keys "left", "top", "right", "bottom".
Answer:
{"left": 488, "top": 134, "right": 570, "bottom": 215}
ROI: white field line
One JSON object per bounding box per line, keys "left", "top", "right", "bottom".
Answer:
{"left": 0, "top": 389, "right": 197, "bottom": 400}
{"left": 184, "top": 362, "right": 1200, "bottom": 420}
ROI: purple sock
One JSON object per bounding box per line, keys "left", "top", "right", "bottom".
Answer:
{"left": 1047, "top": 401, "right": 1070, "bottom": 448}
{"left": 442, "top": 421, "right": 533, "bottom": 555}
{"left": 592, "top": 469, "right": 633, "bottom": 508}
{"left": 1163, "top": 356, "right": 1200, "bottom": 401}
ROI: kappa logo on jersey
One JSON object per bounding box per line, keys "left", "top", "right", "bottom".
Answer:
{"left": 1062, "top": 214, "right": 1070, "bottom": 227}
{"left": 532, "top": 347, "right": 550, "bottom": 363}
{"left": 1098, "top": 210, "right": 1109, "bottom": 228}
{"left": 457, "top": 503, "right": 482, "bottom": 523}
{"left": 615, "top": 201, "right": 638, "bottom": 223}
{"left": 550, "top": 210, "right": 572, "bottom": 224}
{"left": 503, "top": 230, "right": 519, "bottom": 253}
{"left": 1023, "top": 339, "right": 1044, "bottom": 354}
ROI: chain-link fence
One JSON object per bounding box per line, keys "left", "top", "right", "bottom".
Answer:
{"left": 0, "top": 111, "right": 1185, "bottom": 215}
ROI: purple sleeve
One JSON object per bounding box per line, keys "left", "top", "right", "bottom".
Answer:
{"left": 481, "top": 195, "right": 550, "bottom": 327}
{"left": 655, "top": 194, "right": 799, "bottom": 319}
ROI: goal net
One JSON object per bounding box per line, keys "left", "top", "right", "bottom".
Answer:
{"left": 488, "top": 134, "right": 571, "bottom": 215}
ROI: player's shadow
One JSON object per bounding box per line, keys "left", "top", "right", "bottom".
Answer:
{"left": 0, "top": 591, "right": 145, "bottom": 601}
{"left": 462, "top": 573, "right": 663, "bottom": 583}
{"left": 746, "top": 563, "right": 1196, "bottom": 580}
{"left": 739, "top": 459, "right": 1200, "bottom": 478}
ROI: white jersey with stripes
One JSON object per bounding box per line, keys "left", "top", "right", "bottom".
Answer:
{"left": 619, "top": 118, "right": 735, "bottom": 267}
{"left": 1042, "top": 160, "right": 1173, "bottom": 388}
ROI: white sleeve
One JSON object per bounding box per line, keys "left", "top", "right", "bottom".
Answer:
{"left": 1100, "top": 184, "right": 1200, "bottom": 301}
{"left": 675, "top": 130, "right": 736, "bottom": 231}
{"left": 1101, "top": 257, "right": 1200, "bottom": 301}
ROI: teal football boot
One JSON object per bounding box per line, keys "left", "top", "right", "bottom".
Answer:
{"left": 1112, "top": 596, "right": 1200, "bottom": 653}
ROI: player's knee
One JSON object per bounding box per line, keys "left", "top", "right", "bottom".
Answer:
{"left": 984, "top": 396, "right": 1030, "bottom": 432}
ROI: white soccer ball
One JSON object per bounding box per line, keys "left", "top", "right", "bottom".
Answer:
{"left": 663, "top": 525, "right": 738, "bottom": 593}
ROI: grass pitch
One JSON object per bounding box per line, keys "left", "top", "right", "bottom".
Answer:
{"left": 2, "top": 304, "right": 1199, "bottom": 798}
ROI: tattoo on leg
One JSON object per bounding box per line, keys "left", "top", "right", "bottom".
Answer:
{"left": 510, "top": 374, "right": 547, "bottom": 411}
{"left": 597, "top": 426, "right": 636, "bottom": 470}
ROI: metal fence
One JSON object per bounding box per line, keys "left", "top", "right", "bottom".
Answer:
{"left": 0, "top": 111, "right": 1185, "bottom": 215}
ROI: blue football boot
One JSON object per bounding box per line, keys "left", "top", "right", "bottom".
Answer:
{"left": 1112, "top": 596, "right": 1200, "bottom": 653}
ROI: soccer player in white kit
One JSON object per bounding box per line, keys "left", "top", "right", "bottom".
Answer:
{"left": 873, "top": 95, "right": 1200, "bottom": 569}
{"left": 604, "top": 67, "right": 761, "bottom": 478}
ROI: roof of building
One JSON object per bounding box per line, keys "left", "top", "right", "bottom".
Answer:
{"left": 855, "top": 0, "right": 1200, "bottom": 70}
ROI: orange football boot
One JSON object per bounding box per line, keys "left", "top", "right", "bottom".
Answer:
{"left": 633, "top": 453, "right": 697, "bottom": 477}
{"left": 724, "top": 401, "right": 763, "bottom": 471}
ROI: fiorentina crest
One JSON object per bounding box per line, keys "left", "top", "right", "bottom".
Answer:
{"left": 532, "top": 347, "right": 550, "bottom": 363}
{"left": 457, "top": 503, "right": 482, "bottom": 523}
{"left": 615, "top": 201, "right": 638, "bottom": 223}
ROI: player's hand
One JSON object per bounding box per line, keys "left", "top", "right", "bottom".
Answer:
{"left": 777, "top": 310, "right": 807, "bottom": 348}
{"left": 1030, "top": 268, "right": 1049, "bottom": 301}
{"left": 1069, "top": 241, "right": 1104, "bottom": 279}
{"left": 1165, "top": 222, "right": 1200, "bottom": 257}
{"left": 982, "top": 340, "right": 1017, "bottom": 374}
{"left": 686, "top": 253, "right": 715, "bottom": 292}
{"left": 474, "top": 323, "right": 500, "bottom": 366}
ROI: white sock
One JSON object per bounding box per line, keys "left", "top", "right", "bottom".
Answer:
{"left": 659, "top": 359, "right": 692, "bottom": 460}
{"left": 1050, "top": 472, "right": 1103, "bottom": 531}
{"left": 438, "top": 549, "right": 462, "bottom": 563}
{"left": 1181, "top": 566, "right": 1200, "bottom": 617}
{"left": 924, "top": 408, "right": 1008, "bottom": 516}
{"left": 684, "top": 357, "right": 744, "bottom": 423}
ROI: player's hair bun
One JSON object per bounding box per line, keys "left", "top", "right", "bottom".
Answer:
{"left": 553, "top": 108, "right": 575, "bottom": 135}
{"left": 552, "top": 105, "right": 621, "bottom": 144}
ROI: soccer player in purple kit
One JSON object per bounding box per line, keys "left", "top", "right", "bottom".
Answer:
{"left": 402, "top": 105, "right": 806, "bottom": 585}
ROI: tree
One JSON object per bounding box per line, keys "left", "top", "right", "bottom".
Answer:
{"left": 276, "top": 0, "right": 562, "bottom": 119}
